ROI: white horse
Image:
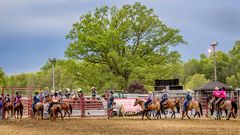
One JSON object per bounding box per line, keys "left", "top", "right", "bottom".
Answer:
{"left": 112, "top": 102, "right": 125, "bottom": 118}
{"left": 98, "top": 97, "right": 108, "bottom": 117}
{"left": 98, "top": 97, "right": 126, "bottom": 118}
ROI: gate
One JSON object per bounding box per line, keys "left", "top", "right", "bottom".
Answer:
{"left": 1, "top": 87, "right": 35, "bottom": 119}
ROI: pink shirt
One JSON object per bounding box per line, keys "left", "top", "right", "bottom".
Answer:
{"left": 213, "top": 90, "right": 220, "bottom": 98}
{"left": 219, "top": 90, "right": 226, "bottom": 99}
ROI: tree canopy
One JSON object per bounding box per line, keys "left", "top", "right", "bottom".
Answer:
{"left": 65, "top": 2, "right": 185, "bottom": 88}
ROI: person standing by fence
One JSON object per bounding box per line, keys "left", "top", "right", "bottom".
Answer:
{"left": 91, "top": 87, "right": 97, "bottom": 100}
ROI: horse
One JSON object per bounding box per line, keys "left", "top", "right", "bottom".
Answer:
{"left": 49, "top": 104, "right": 63, "bottom": 121}
{"left": 208, "top": 96, "right": 238, "bottom": 120}
{"left": 60, "top": 102, "right": 72, "bottom": 119}
{"left": 32, "top": 102, "right": 44, "bottom": 120}
{"left": 98, "top": 96, "right": 110, "bottom": 118}
{"left": 133, "top": 98, "right": 161, "bottom": 120}
{"left": 179, "top": 97, "right": 203, "bottom": 119}
{"left": 14, "top": 102, "right": 24, "bottom": 119}
{"left": 113, "top": 102, "right": 126, "bottom": 118}
{"left": 155, "top": 98, "right": 180, "bottom": 119}
{"left": 3, "top": 102, "right": 14, "bottom": 119}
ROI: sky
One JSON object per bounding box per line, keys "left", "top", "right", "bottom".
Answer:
{"left": 0, "top": 0, "right": 239, "bottom": 75}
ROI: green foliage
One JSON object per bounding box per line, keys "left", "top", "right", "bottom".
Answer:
{"left": 226, "top": 73, "right": 240, "bottom": 88}
{"left": 0, "top": 67, "right": 6, "bottom": 87}
{"left": 185, "top": 74, "right": 210, "bottom": 90}
{"left": 65, "top": 2, "right": 185, "bottom": 88}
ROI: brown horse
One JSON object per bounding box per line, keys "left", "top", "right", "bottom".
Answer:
{"left": 156, "top": 98, "right": 180, "bottom": 119}
{"left": 60, "top": 102, "right": 72, "bottom": 119}
{"left": 179, "top": 98, "right": 203, "bottom": 119}
{"left": 134, "top": 98, "right": 161, "bottom": 120}
{"left": 3, "top": 102, "right": 14, "bottom": 119}
{"left": 208, "top": 97, "right": 238, "bottom": 120}
{"left": 14, "top": 102, "right": 24, "bottom": 119}
{"left": 49, "top": 104, "right": 63, "bottom": 121}
{"left": 32, "top": 102, "right": 44, "bottom": 120}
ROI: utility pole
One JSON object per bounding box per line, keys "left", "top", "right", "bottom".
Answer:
{"left": 211, "top": 42, "right": 218, "bottom": 81}
{"left": 49, "top": 58, "right": 56, "bottom": 91}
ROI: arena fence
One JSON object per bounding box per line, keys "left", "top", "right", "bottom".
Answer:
{"left": 1, "top": 87, "right": 240, "bottom": 119}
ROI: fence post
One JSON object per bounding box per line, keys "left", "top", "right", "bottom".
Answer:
{"left": 1, "top": 87, "right": 4, "bottom": 120}
{"left": 80, "top": 96, "right": 85, "bottom": 118}
{"left": 205, "top": 97, "right": 208, "bottom": 118}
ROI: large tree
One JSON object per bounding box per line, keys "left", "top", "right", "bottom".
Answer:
{"left": 65, "top": 3, "right": 185, "bottom": 88}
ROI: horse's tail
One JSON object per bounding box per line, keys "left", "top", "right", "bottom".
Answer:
{"left": 175, "top": 103, "right": 180, "bottom": 113}
{"left": 69, "top": 104, "right": 73, "bottom": 114}
{"left": 231, "top": 101, "right": 238, "bottom": 115}
{"left": 199, "top": 103, "right": 203, "bottom": 116}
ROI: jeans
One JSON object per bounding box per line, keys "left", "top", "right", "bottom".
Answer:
{"left": 107, "top": 101, "right": 113, "bottom": 109}
{"left": 183, "top": 99, "right": 190, "bottom": 112}
{"left": 144, "top": 100, "right": 152, "bottom": 109}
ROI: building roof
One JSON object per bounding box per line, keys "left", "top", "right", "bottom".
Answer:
{"left": 195, "top": 81, "right": 233, "bottom": 91}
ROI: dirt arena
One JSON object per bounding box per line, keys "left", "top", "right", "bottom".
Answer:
{"left": 1, "top": 117, "right": 240, "bottom": 135}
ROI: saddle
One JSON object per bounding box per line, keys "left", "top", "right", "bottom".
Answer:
{"left": 162, "top": 101, "right": 169, "bottom": 108}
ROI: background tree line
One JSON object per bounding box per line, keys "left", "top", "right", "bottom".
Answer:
{"left": 0, "top": 3, "right": 240, "bottom": 94}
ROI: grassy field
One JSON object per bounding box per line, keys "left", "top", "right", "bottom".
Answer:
{"left": 0, "top": 117, "right": 240, "bottom": 135}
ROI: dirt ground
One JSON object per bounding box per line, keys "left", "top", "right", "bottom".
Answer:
{"left": 0, "top": 117, "right": 240, "bottom": 135}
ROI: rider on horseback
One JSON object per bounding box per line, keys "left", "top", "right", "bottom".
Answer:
{"left": 183, "top": 89, "right": 192, "bottom": 113}
{"left": 48, "top": 92, "right": 60, "bottom": 113}
{"left": 144, "top": 91, "right": 153, "bottom": 110}
{"left": 215, "top": 87, "right": 227, "bottom": 107}
{"left": 32, "top": 91, "right": 40, "bottom": 110}
{"left": 160, "top": 89, "right": 169, "bottom": 113}
{"left": 4, "top": 94, "right": 11, "bottom": 102}
{"left": 14, "top": 92, "right": 21, "bottom": 107}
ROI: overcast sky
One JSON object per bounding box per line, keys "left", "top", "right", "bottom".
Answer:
{"left": 0, "top": 0, "right": 239, "bottom": 75}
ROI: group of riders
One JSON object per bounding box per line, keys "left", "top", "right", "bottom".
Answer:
{"left": 144, "top": 89, "right": 192, "bottom": 114}
{"left": 2, "top": 87, "right": 115, "bottom": 118}
{"left": 143, "top": 87, "right": 228, "bottom": 117}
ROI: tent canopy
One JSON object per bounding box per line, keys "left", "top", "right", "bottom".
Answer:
{"left": 195, "top": 81, "right": 233, "bottom": 91}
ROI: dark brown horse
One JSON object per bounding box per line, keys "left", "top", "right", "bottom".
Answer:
{"left": 49, "top": 104, "right": 63, "bottom": 121}
{"left": 14, "top": 102, "right": 24, "bottom": 119}
{"left": 60, "top": 102, "right": 72, "bottom": 119}
{"left": 32, "top": 102, "right": 44, "bottom": 120}
{"left": 3, "top": 102, "right": 14, "bottom": 119}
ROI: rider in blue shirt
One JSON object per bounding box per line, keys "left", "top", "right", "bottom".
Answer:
{"left": 183, "top": 89, "right": 192, "bottom": 112}
{"left": 32, "top": 92, "right": 40, "bottom": 110}
{"left": 144, "top": 91, "right": 153, "bottom": 110}
{"left": 160, "top": 89, "right": 169, "bottom": 112}
{"left": 107, "top": 91, "right": 114, "bottom": 110}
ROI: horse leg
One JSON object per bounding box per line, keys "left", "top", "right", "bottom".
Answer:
{"left": 142, "top": 110, "right": 145, "bottom": 120}
{"left": 59, "top": 110, "right": 63, "bottom": 120}
{"left": 186, "top": 110, "right": 191, "bottom": 119}
{"left": 181, "top": 111, "right": 184, "bottom": 119}
{"left": 67, "top": 111, "right": 71, "bottom": 119}
{"left": 146, "top": 111, "right": 151, "bottom": 120}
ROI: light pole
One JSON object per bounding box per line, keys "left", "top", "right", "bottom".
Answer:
{"left": 49, "top": 58, "right": 56, "bottom": 91}
{"left": 211, "top": 42, "right": 218, "bottom": 81}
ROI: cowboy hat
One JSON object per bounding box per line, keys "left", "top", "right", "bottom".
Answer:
{"left": 214, "top": 87, "right": 219, "bottom": 90}
{"left": 185, "top": 89, "right": 193, "bottom": 92}
{"left": 148, "top": 91, "right": 153, "bottom": 94}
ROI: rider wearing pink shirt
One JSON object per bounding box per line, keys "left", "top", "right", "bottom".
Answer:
{"left": 215, "top": 87, "right": 226, "bottom": 106}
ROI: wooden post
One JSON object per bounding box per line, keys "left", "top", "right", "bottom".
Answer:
{"left": 2, "top": 87, "right": 4, "bottom": 120}
{"left": 80, "top": 96, "right": 85, "bottom": 118}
